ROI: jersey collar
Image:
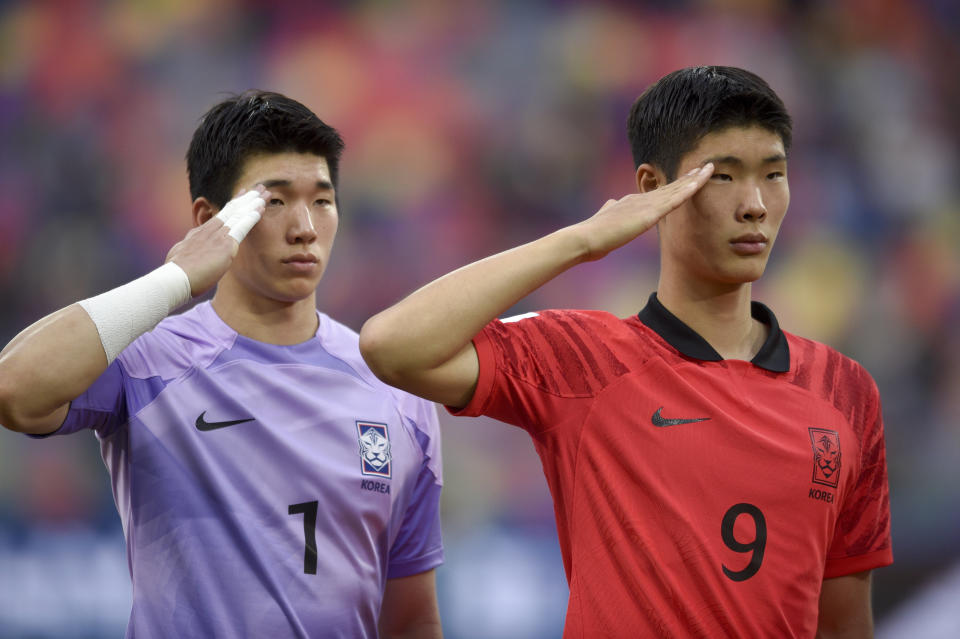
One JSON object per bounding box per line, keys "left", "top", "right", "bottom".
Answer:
{"left": 637, "top": 292, "right": 790, "bottom": 372}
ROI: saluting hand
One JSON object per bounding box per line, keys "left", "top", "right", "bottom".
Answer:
{"left": 574, "top": 163, "right": 714, "bottom": 262}
{"left": 165, "top": 186, "right": 270, "bottom": 297}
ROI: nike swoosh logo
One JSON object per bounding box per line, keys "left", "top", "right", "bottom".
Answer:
{"left": 195, "top": 411, "right": 255, "bottom": 432}
{"left": 651, "top": 407, "right": 711, "bottom": 427}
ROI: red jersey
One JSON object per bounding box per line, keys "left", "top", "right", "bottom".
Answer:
{"left": 452, "top": 294, "right": 892, "bottom": 638}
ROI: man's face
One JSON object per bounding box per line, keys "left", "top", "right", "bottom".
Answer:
{"left": 226, "top": 151, "right": 338, "bottom": 304}
{"left": 657, "top": 125, "right": 789, "bottom": 286}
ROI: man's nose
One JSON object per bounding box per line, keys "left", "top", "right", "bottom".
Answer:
{"left": 737, "top": 185, "right": 767, "bottom": 222}
{"left": 286, "top": 202, "right": 318, "bottom": 244}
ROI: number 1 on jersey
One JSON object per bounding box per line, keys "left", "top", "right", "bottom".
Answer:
{"left": 289, "top": 500, "right": 319, "bottom": 575}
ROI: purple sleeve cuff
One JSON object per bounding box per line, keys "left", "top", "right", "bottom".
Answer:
{"left": 29, "top": 361, "right": 127, "bottom": 438}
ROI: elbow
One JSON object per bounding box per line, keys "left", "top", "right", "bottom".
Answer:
{"left": 0, "top": 372, "right": 60, "bottom": 435}
{"left": 0, "top": 379, "right": 27, "bottom": 434}
{"left": 359, "top": 317, "right": 402, "bottom": 386}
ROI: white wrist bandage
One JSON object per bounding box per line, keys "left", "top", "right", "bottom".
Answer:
{"left": 77, "top": 261, "right": 192, "bottom": 364}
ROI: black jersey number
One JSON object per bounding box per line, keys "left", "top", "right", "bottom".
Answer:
{"left": 288, "top": 500, "right": 319, "bottom": 575}
{"left": 720, "top": 503, "right": 766, "bottom": 582}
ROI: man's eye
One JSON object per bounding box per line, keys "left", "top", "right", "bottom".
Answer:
{"left": 268, "top": 198, "right": 284, "bottom": 206}
{"left": 767, "top": 172, "right": 785, "bottom": 180}
{"left": 711, "top": 173, "right": 733, "bottom": 182}
{"left": 315, "top": 199, "right": 331, "bottom": 206}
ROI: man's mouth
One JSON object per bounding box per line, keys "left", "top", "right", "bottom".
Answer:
{"left": 729, "top": 233, "right": 768, "bottom": 255}
{"left": 282, "top": 254, "right": 318, "bottom": 264}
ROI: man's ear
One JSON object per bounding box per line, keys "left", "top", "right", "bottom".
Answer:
{"left": 192, "top": 197, "right": 218, "bottom": 228}
{"left": 635, "top": 163, "right": 663, "bottom": 194}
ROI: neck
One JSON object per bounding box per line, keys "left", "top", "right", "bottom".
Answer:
{"left": 211, "top": 281, "right": 319, "bottom": 345}
{"left": 655, "top": 276, "right": 766, "bottom": 361}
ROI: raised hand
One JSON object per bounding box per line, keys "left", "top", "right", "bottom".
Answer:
{"left": 165, "top": 186, "right": 269, "bottom": 297}
{"left": 574, "top": 163, "right": 713, "bottom": 261}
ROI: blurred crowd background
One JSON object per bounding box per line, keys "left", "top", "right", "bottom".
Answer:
{"left": 0, "top": 0, "right": 958, "bottom": 637}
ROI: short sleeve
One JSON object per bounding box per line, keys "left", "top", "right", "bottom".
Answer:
{"left": 447, "top": 323, "right": 499, "bottom": 417}
{"left": 824, "top": 385, "right": 893, "bottom": 578}
{"left": 32, "top": 360, "right": 128, "bottom": 439}
{"left": 449, "top": 311, "right": 628, "bottom": 434}
{"left": 387, "top": 403, "right": 444, "bottom": 578}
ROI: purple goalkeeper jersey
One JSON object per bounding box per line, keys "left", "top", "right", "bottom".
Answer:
{"left": 50, "top": 301, "right": 443, "bottom": 638}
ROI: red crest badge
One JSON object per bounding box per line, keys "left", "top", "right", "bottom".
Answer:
{"left": 809, "top": 428, "right": 841, "bottom": 488}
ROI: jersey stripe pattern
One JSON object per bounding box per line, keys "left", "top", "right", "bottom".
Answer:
{"left": 453, "top": 303, "right": 892, "bottom": 639}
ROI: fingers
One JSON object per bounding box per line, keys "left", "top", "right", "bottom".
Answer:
{"left": 653, "top": 162, "right": 713, "bottom": 210}
{"left": 214, "top": 189, "right": 262, "bottom": 223}
{"left": 678, "top": 162, "right": 713, "bottom": 194}
{"left": 214, "top": 186, "right": 268, "bottom": 243}
{"left": 227, "top": 207, "right": 262, "bottom": 242}
{"left": 670, "top": 163, "right": 712, "bottom": 191}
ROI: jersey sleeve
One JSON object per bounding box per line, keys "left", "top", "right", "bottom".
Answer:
{"left": 387, "top": 400, "right": 444, "bottom": 578}
{"left": 824, "top": 378, "right": 893, "bottom": 578}
{"left": 31, "top": 360, "right": 129, "bottom": 438}
{"left": 450, "top": 311, "right": 628, "bottom": 434}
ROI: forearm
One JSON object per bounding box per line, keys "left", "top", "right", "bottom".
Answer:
{"left": 361, "top": 225, "right": 588, "bottom": 379}
{"left": 0, "top": 190, "right": 266, "bottom": 435}
{"left": 815, "top": 619, "right": 873, "bottom": 639}
{"left": 378, "top": 570, "right": 442, "bottom": 639}
{"left": 0, "top": 191, "right": 267, "bottom": 435}
{"left": 360, "top": 168, "right": 712, "bottom": 403}
{"left": 0, "top": 305, "right": 107, "bottom": 433}
{"left": 379, "top": 620, "right": 443, "bottom": 639}
{"left": 816, "top": 571, "right": 874, "bottom": 639}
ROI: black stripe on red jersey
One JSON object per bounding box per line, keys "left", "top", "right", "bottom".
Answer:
{"left": 497, "top": 320, "right": 562, "bottom": 395}
{"left": 636, "top": 292, "right": 790, "bottom": 372}
{"left": 555, "top": 313, "right": 630, "bottom": 384}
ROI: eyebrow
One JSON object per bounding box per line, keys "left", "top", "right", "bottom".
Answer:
{"left": 260, "top": 179, "right": 335, "bottom": 191}
{"left": 704, "top": 153, "right": 787, "bottom": 166}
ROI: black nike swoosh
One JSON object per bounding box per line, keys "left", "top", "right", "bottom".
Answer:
{"left": 195, "top": 411, "right": 255, "bottom": 432}
{"left": 651, "top": 407, "right": 711, "bottom": 427}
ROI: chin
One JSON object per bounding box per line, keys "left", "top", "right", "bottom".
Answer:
{"left": 739, "top": 253, "right": 772, "bottom": 277}
{"left": 264, "top": 283, "right": 318, "bottom": 304}
{"left": 732, "top": 268, "right": 767, "bottom": 284}
{"left": 284, "top": 288, "right": 319, "bottom": 303}
{"left": 714, "top": 262, "right": 768, "bottom": 285}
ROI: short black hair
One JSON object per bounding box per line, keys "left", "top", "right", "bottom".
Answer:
{"left": 187, "top": 90, "right": 345, "bottom": 208}
{"left": 627, "top": 66, "right": 792, "bottom": 181}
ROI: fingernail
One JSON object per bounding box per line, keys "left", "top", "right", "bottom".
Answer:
{"left": 700, "top": 163, "right": 713, "bottom": 173}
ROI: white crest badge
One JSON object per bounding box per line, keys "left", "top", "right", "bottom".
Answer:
{"left": 357, "top": 421, "right": 392, "bottom": 478}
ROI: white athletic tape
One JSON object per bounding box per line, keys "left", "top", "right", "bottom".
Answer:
{"left": 214, "top": 190, "right": 260, "bottom": 222}
{"left": 215, "top": 191, "right": 265, "bottom": 242}
{"left": 77, "top": 262, "right": 192, "bottom": 364}
{"left": 227, "top": 208, "right": 262, "bottom": 242}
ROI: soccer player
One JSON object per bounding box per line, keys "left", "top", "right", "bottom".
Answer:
{"left": 359, "top": 66, "right": 892, "bottom": 637}
{"left": 0, "top": 91, "right": 443, "bottom": 638}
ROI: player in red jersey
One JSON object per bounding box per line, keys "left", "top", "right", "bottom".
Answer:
{"left": 359, "top": 66, "right": 892, "bottom": 637}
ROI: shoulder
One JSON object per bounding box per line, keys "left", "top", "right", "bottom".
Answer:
{"left": 319, "top": 314, "right": 439, "bottom": 426}
{"left": 117, "top": 302, "right": 233, "bottom": 381}
{"left": 785, "top": 331, "right": 881, "bottom": 426}
{"left": 478, "top": 309, "right": 638, "bottom": 389}
{"left": 786, "top": 332, "right": 878, "bottom": 390}
{"left": 488, "top": 308, "right": 632, "bottom": 340}
{"left": 316, "top": 313, "right": 384, "bottom": 389}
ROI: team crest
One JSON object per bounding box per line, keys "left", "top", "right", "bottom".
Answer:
{"left": 809, "top": 428, "right": 841, "bottom": 488}
{"left": 357, "top": 421, "right": 392, "bottom": 478}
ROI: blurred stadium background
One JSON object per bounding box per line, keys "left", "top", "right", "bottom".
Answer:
{"left": 0, "top": 0, "right": 958, "bottom": 637}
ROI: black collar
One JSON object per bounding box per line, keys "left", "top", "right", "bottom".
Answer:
{"left": 637, "top": 293, "right": 790, "bottom": 372}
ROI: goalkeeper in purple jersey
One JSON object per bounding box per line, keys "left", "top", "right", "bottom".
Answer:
{"left": 0, "top": 91, "right": 444, "bottom": 639}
